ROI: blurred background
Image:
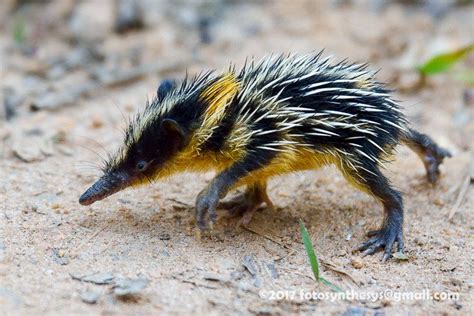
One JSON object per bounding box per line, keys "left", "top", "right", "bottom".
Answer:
{"left": 1, "top": 0, "right": 473, "bottom": 120}
{"left": 0, "top": 0, "right": 473, "bottom": 314}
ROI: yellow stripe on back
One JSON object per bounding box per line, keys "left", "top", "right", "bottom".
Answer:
{"left": 200, "top": 74, "right": 239, "bottom": 129}
{"left": 189, "top": 73, "right": 240, "bottom": 153}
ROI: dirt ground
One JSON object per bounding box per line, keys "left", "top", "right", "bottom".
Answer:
{"left": 1, "top": 1, "right": 473, "bottom": 315}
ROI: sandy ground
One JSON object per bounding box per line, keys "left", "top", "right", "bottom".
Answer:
{"left": 1, "top": 1, "right": 473, "bottom": 315}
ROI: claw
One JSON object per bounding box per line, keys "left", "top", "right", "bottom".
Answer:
{"left": 195, "top": 189, "right": 219, "bottom": 231}
{"left": 197, "top": 219, "right": 207, "bottom": 231}
{"left": 356, "top": 236, "right": 378, "bottom": 251}
{"left": 397, "top": 239, "right": 404, "bottom": 253}
{"left": 209, "top": 209, "right": 218, "bottom": 223}
{"left": 236, "top": 205, "right": 260, "bottom": 227}
{"left": 218, "top": 183, "right": 273, "bottom": 227}
{"left": 357, "top": 221, "right": 404, "bottom": 262}
{"left": 424, "top": 145, "right": 451, "bottom": 184}
{"left": 366, "top": 230, "right": 381, "bottom": 237}
{"left": 218, "top": 199, "right": 243, "bottom": 211}
{"left": 362, "top": 246, "right": 378, "bottom": 257}
{"left": 361, "top": 241, "right": 384, "bottom": 256}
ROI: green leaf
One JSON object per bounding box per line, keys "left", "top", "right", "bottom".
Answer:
{"left": 300, "top": 219, "right": 320, "bottom": 280}
{"left": 392, "top": 252, "right": 409, "bottom": 261}
{"left": 299, "top": 219, "right": 342, "bottom": 293}
{"left": 418, "top": 44, "right": 474, "bottom": 75}
{"left": 13, "top": 19, "right": 26, "bottom": 45}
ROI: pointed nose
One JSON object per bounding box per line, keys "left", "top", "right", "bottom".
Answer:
{"left": 79, "top": 171, "right": 130, "bottom": 205}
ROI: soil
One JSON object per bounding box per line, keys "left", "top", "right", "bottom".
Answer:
{"left": 1, "top": 1, "right": 473, "bottom": 315}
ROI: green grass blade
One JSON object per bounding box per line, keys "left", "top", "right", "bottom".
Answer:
{"left": 453, "top": 70, "right": 474, "bottom": 85}
{"left": 320, "top": 277, "right": 343, "bottom": 293}
{"left": 13, "top": 19, "right": 26, "bottom": 45}
{"left": 418, "top": 43, "right": 474, "bottom": 75}
{"left": 299, "top": 219, "right": 320, "bottom": 281}
{"left": 300, "top": 219, "right": 343, "bottom": 293}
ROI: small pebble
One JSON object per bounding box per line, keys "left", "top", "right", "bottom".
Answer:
{"left": 463, "top": 89, "right": 474, "bottom": 107}
{"left": 80, "top": 291, "right": 100, "bottom": 304}
{"left": 450, "top": 277, "right": 462, "bottom": 287}
{"left": 90, "top": 115, "right": 104, "bottom": 129}
{"left": 351, "top": 257, "right": 364, "bottom": 269}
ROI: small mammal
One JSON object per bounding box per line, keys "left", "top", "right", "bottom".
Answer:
{"left": 79, "top": 53, "right": 450, "bottom": 261}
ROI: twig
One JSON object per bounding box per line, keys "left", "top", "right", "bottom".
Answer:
{"left": 279, "top": 266, "right": 315, "bottom": 281}
{"left": 172, "top": 274, "right": 258, "bottom": 296}
{"left": 172, "top": 277, "right": 219, "bottom": 290}
{"left": 166, "top": 198, "right": 193, "bottom": 208}
{"left": 274, "top": 249, "right": 297, "bottom": 262}
{"left": 243, "top": 225, "right": 298, "bottom": 261}
{"left": 448, "top": 174, "right": 470, "bottom": 221}
{"left": 243, "top": 225, "right": 297, "bottom": 252}
{"left": 71, "top": 224, "right": 108, "bottom": 257}
{"left": 321, "top": 261, "right": 360, "bottom": 286}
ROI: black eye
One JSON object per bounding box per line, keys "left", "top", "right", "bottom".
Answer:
{"left": 136, "top": 161, "right": 147, "bottom": 171}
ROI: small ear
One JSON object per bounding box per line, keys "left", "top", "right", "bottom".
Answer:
{"left": 157, "top": 79, "right": 175, "bottom": 101}
{"left": 162, "top": 118, "right": 186, "bottom": 147}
